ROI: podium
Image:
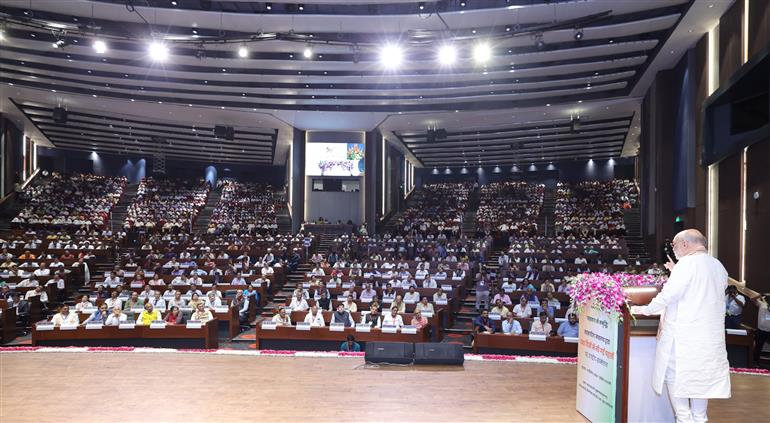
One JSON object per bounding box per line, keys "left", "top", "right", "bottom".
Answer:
{"left": 576, "top": 286, "right": 675, "bottom": 422}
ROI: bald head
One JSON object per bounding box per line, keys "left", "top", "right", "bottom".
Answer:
{"left": 672, "top": 229, "right": 708, "bottom": 258}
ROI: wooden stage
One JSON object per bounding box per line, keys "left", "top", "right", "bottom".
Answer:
{"left": 1, "top": 352, "right": 768, "bottom": 423}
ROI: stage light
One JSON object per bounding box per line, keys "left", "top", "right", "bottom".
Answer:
{"left": 266, "top": 3, "right": 272, "bottom": 11}
{"left": 148, "top": 41, "right": 169, "bottom": 61}
{"left": 574, "top": 28, "right": 584, "bottom": 40}
{"left": 473, "top": 42, "right": 491, "bottom": 64}
{"left": 52, "top": 39, "right": 67, "bottom": 49}
{"left": 303, "top": 45, "right": 313, "bottom": 59}
{"left": 237, "top": 44, "right": 248, "bottom": 58}
{"left": 536, "top": 38, "right": 546, "bottom": 50}
{"left": 298, "top": 4, "right": 305, "bottom": 11}
{"left": 92, "top": 39, "right": 107, "bottom": 54}
{"left": 380, "top": 44, "right": 402, "bottom": 69}
{"left": 418, "top": 2, "right": 425, "bottom": 11}
{"left": 460, "top": 1, "right": 467, "bottom": 7}
{"left": 438, "top": 44, "right": 456, "bottom": 65}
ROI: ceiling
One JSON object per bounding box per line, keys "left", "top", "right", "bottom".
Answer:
{"left": 0, "top": 0, "right": 734, "bottom": 166}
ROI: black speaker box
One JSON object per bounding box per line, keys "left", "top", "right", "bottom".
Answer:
{"left": 214, "top": 125, "right": 235, "bottom": 140}
{"left": 413, "top": 343, "right": 464, "bottom": 365}
{"left": 364, "top": 342, "right": 414, "bottom": 364}
{"left": 52, "top": 107, "right": 68, "bottom": 124}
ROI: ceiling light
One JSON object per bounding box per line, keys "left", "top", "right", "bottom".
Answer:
{"left": 266, "top": 3, "right": 272, "bottom": 11}
{"left": 237, "top": 44, "right": 248, "bottom": 58}
{"left": 92, "top": 39, "right": 107, "bottom": 54}
{"left": 380, "top": 44, "right": 403, "bottom": 69}
{"left": 52, "top": 39, "right": 67, "bottom": 49}
{"left": 535, "top": 34, "right": 546, "bottom": 50}
{"left": 418, "top": 2, "right": 425, "bottom": 10}
{"left": 460, "top": 1, "right": 467, "bottom": 7}
{"left": 438, "top": 44, "right": 456, "bottom": 65}
{"left": 574, "top": 28, "right": 584, "bottom": 41}
{"left": 298, "top": 4, "right": 305, "bottom": 11}
{"left": 303, "top": 45, "right": 313, "bottom": 59}
{"left": 473, "top": 43, "right": 491, "bottom": 64}
{"left": 148, "top": 41, "right": 169, "bottom": 61}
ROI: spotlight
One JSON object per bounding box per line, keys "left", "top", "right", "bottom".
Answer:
{"left": 298, "top": 4, "right": 305, "bottom": 11}
{"left": 266, "top": 2, "right": 272, "bottom": 11}
{"left": 535, "top": 34, "right": 546, "bottom": 50}
{"left": 303, "top": 45, "right": 313, "bottom": 59}
{"left": 438, "top": 44, "right": 456, "bottom": 65}
{"left": 418, "top": 2, "right": 425, "bottom": 11}
{"left": 574, "top": 28, "right": 584, "bottom": 41}
{"left": 460, "top": 1, "right": 467, "bottom": 7}
{"left": 148, "top": 41, "right": 169, "bottom": 61}
{"left": 92, "top": 39, "right": 107, "bottom": 54}
{"left": 473, "top": 42, "right": 491, "bottom": 64}
{"left": 237, "top": 44, "right": 248, "bottom": 58}
{"left": 380, "top": 44, "right": 402, "bottom": 69}
{"left": 52, "top": 39, "right": 67, "bottom": 49}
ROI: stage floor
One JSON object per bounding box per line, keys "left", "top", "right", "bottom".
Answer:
{"left": 1, "top": 352, "right": 768, "bottom": 422}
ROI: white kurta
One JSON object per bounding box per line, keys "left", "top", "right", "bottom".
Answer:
{"left": 635, "top": 252, "right": 731, "bottom": 398}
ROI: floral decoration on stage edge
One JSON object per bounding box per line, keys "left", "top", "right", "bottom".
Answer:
{"left": 567, "top": 273, "right": 667, "bottom": 321}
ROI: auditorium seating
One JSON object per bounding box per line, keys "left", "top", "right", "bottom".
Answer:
{"left": 123, "top": 177, "right": 210, "bottom": 233}
{"left": 11, "top": 172, "right": 126, "bottom": 229}
{"left": 208, "top": 179, "right": 280, "bottom": 235}
{"left": 554, "top": 179, "right": 639, "bottom": 237}
{"left": 392, "top": 182, "right": 473, "bottom": 237}
{"left": 476, "top": 181, "right": 544, "bottom": 236}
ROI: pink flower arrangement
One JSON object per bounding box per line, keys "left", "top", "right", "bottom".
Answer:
{"left": 567, "top": 273, "right": 668, "bottom": 320}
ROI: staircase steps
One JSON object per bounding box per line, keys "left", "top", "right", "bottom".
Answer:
{"left": 110, "top": 184, "right": 139, "bottom": 233}
{"left": 192, "top": 188, "right": 221, "bottom": 233}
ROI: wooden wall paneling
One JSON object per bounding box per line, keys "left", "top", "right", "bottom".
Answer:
{"left": 717, "top": 154, "right": 742, "bottom": 278}
{"left": 748, "top": 0, "right": 770, "bottom": 58}
{"left": 719, "top": 0, "right": 745, "bottom": 85}
{"left": 744, "top": 137, "right": 770, "bottom": 293}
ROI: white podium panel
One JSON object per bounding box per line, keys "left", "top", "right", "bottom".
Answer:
{"left": 628, "top": 336, "right": 675, "bottom": 423}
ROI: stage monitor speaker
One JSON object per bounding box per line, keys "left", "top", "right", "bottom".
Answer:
{"left": 214, "top": 125, "right": 235, "bottom": 141}
{"left": 413, "top": 343, "right": 464, "bottom": 365}
{"left": 52, "top": 107, "right": 68, "bottom": 124}
{"left": 365, "top": 342, "right": 414, "bottom": 364}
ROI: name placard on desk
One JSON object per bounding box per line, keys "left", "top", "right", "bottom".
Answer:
{"left": 382, "top": 298, "right": 394, "bottom": 304}
{"left": 489, "top": 313, "right": 502, "bottom": 321}
{"left": 60, "top": 323, "right": 78, "bottom": 330}
{"left": 130, "top": 308, "right": 144, "bottom": 314}
{"left": 260, "top": 322, "right": 277, "bottom": 330}
{"left": 149, "top": 321, "right": 167, "bottom": 329}
{"left": 435, "top": 299, "right": 448, "bottom": 305}
{"left": 564, "top": 336, "right": 579, "bottom": 344}
{"left": 336, "top": 296, "right": 347, "bottom": 301}
{"left": 341, "top": 283, "right": 353, "bottom": 289}
{"left": 36, "top": 323, "right": 55, "bottom": 331}
{"left": 381, "top": 325, "right": 398, "bottom": 334}
{"left": 329, "top": 323, "right": 345, "bottom": 332}
{"left": 441, "top": 285, "right": 453, "bottom": 292}
{"left": 295, "top": 322, "right": 311, "bottom": 331}
{"left": 180, "top": 307, "right": 193, "bottom": 313}
{"left": 186, "top": 321, "right": 203, "bottom": 329}
{"left": 301, "top": 283, "right": 311, "bottom": 289}
{"left": 119, "top": 322, "right": 136, "bottom": 329}
{"left": 421, "top": 311, "right": 434, "bottom": 318}
{"left": 129, "top": 283, "right": 143, "bottom": 288}
{"left": 214, "top": 306, "right": 229, "bottom": 313}
{"left": 326, "top": 283, "right": 337, "bottom": 288}
{"left": 400, "top": 325, "right": 417, "bottom": 334}
{"left": 85, "top": 323, "right": 103, "bottom": 330}
{"left": 355, "top": 324, "right": 371, "bottom": 333}
{"left": 528, "top": 333, "right": 547, "bottom": 342}
{"left": 726, "top": 328, "right": 748, "bottom": 336}
{"left": 81, "top": 307, "right": 98, "bottom": 314}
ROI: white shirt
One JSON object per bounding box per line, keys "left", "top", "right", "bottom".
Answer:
{"left": 46, "top": 278, "right": 66, "bottom": 289}
{"left": 303, "top": 311, "right": 325, "bottom": 327}
{"left": 381, "top": 313, "right": 404, "bottom": 328}
{"left": 512, "top": 304, "right": 532, "bottom": 318}
{"left": 289, "top": 297, "right": 309, "bottom": 311}
{"left": 51, "top": 312, "right": 79, "bottom": 326}
{"left": 105, "top": 313, "right": 128, "bottom": 326}
{"left": 149, "top": 297, "right": 167, "bottom": 310}
{"left": 104, "top": 298, "right": 123, "bottom": 309}
{"left": 404, "top": 292, "right": 420, "bottom": 303}
{"left": 725, "top": 294, "right": 745, "bottom": 316}
{"left": 632, "top": 251, "right": 730, "bottom": 398}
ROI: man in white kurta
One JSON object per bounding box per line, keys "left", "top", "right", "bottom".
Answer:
{"left": 632, "top": 229, "right": 730, "bottom": 423}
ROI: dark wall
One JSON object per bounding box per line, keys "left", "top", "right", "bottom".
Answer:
{"left": 719, "top": 0, "right": 745, "bottom": 87}
{"left": 36, "top": 147, "right": 286, "bottom": 186}
{"left": 290, "top": 128, "right": 305, "bottom": 232}
{"left": 748, "top": 0, "right": 770, "bottom": 58}
{"left": 1, "top": 116, "right": 24, "bottom": 196}
{"left": 716, "top": 154, "right": 742, "bottom": 277}
{"left": 745, "top": 136, "right": 770, "bottom": 293}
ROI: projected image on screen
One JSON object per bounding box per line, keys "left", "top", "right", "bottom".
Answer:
{"left": 306, "top": 143, "right": 365, "bottom": 176}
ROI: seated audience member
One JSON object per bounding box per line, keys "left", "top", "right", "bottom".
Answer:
{"left": 474, "top": 310, "right": 495, "bottom": 334}
{"left": 149, "top": 291, "right": 167, "bottom": 311}
{"left": 343, "top": 295, "right": 358, "bottom": 312}
{"left": 502, "top": 314, "right": 523, "bottom": 335}
{"left": 165, "top": 306, "right": 187, "bottom": 325}
{"left": 530, "top": 312, "right": 553, "bottom": 335}
{"left": 361, "top": 304, "right": 381, "bottom": 327}
{"left": 403, "top": 286, "right": 420, "bottom": 303}
{"left": 190, "top": 302, "right": 214, "bottom": 323}
{"left": 51, "top": 305, "right": 79, "bottom": 326}
{"left": 137, "top": 302, "right": 162, "bottom": 325}
{"left": 512, "top": 297, "right": 533, "bottom": 318}
{"left": 415, "top": 297, "right": 434, "bottom": 314}
{"left": 411, "top": 310, "right": 428, "bottom": 330}
{"left": 303, "top": 305, "right": 326, "bottom": 327}
{"left": 490, "top": 300, "right": 510, "bottom": 318}
{"left": 104, "top": 291, "right": 122, "bottom": 310}
{"left": 540, "top": 279, "right": 556, "bottom": 293}
{"left": 391, "top": 295, "right": 406, "bottom": 313}
{"left": 492, "top": 288, "right": 512, "bottom": 306}
{"left": 340, "top": 335, "right": 361, "bottom": 352}
{"left": 123, "top": 292, "right": 144, "bottom": 311}
{"left": 188, "top": 293, "right": 203, "bottom": 310}
{"left": 231, "top": 290, "right": 249, "bottom": 324}
{"left": 317, "top": 290, "right": 333, "bottom": 311}
{"left": 557, "top": 313, "right": 579, "bottom": 338}
{"left": 537, "top": 299, "right": 555, "bottom": 320}
{"left": 83, "top": 303, "right": 110, "bottom": 325}
{"left": 271, "top": 308, "right": 292, "bottom": 326}
{"left": 331, "top": 304, "right": 355, "bottom": 327}
{"left": 75, "top": 294, "right": 93, "bottom": 312}
{"left": 381, "top": 307, "right": 404, "bottom": 328}
{"left": 289, "top": 292, "right": 309, "bottom": 312}
{"left": 432, "top": 289, "right": 448, "bottom": 303}
{"left": 168, "top": 292, "right": 186, "bottom": 309}
{"left": 725, "top": 285, "right": 745, "bottom": 329}
{"left": 105, "top": 306, "right": 128, "bottom": 326}
{"left": 204, "top": 291, "right": 222, "bottom": 308}
{"left": 360, "top": 284, "right": 377, "bottom": 302}
{"left": 231, "top": 272, "right": 247, "bottom": 285}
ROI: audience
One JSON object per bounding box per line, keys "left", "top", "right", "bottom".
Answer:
{"left": 124, "top": 177, "right": 210, "bottom": 233}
